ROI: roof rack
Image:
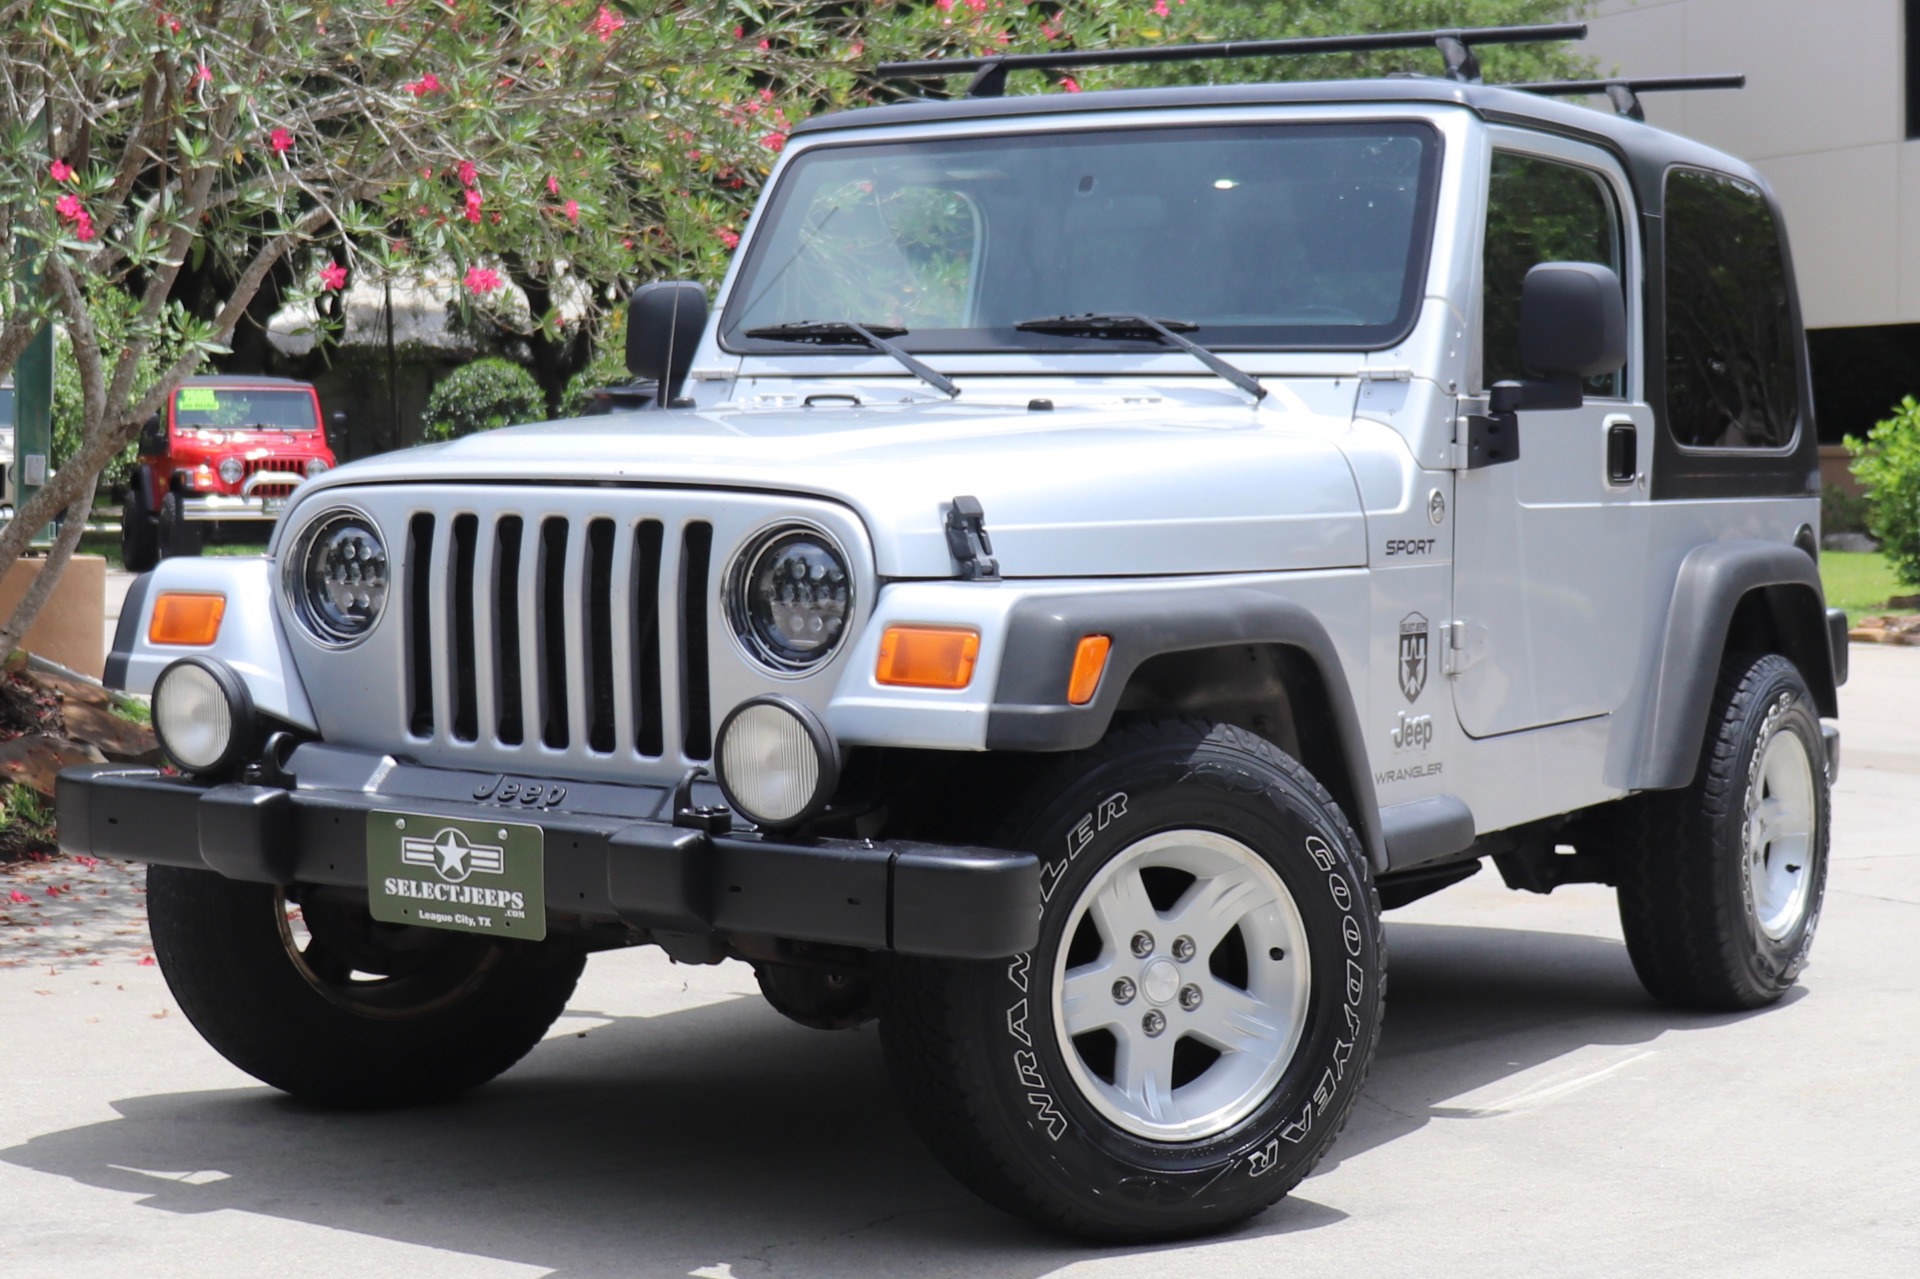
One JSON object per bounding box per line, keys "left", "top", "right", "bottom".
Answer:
{"left": 1506, "top": 74, "right": 1746, "bottom": 121}
{"left": 877, "top": 22, "right": 1588, "bottom": 98}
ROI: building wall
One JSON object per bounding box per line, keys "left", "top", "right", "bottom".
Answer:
{"left": 1583, "top": 0, "right": 1908, "bottom": 331}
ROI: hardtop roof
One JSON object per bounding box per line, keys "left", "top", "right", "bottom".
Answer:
{"left": 791, "top": 77, "right": 1765, "bottom": 213}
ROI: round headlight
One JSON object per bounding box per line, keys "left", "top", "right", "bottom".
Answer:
{"left": 305, "top": 457, "right": 330, "bottom": 478}
{"left": 728, "top": 524, "right": 853, "bottom": 673}
{"left": 288, "top": 509, "right": 389, "bottom": 645}
{"left": 218, "top": 457, "right": 244, "bottom": 486}
{"left": 715, "top": 696, "right": 838, "bottom": 828}
{"left": 153, "top": 657, "right": 253, "bottom": 776}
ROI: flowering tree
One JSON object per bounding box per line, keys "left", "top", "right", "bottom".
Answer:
{"left": 0, "top": 0, "right": 1138, "bottom": 651}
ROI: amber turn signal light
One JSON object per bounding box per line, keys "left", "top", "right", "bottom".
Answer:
{"left": 1068, "top": 635, "right": 1112, "bottom": 706}
{"left": 876, "top": 625, "right": 980, "bottom": 689}
{"left": 148, "top": 592, "right": 228, "bottom": 646}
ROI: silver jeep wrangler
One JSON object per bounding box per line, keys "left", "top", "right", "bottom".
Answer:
{"left": 61, "top": 23, "right": 1848, "bottom": 1242}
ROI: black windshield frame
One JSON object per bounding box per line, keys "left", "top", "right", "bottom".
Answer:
{"left": 720, "top": 120, "right": 1443, "bottom": 356}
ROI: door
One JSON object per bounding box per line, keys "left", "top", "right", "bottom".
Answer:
{"left": 1451, "top": 137, "right": 1653, "bottom": 739}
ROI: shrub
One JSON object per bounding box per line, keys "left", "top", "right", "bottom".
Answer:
{"left": 1847, "top": 397, "right": 1920, "bottom": 587}
{"left": 421, "top": 359, "right": 545, "bottom": 443}
{"left": 1820, "top": 484, "right": 1872, "bottom": 537}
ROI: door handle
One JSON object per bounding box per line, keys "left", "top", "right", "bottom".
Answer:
{"left": 1605, "top": 419, "right": 1638, "bottom": 485}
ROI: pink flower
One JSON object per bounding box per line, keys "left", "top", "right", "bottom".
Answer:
{"left": 54, "top": 192, "right": 84, "bottom": 220}
{"left": 194, "top": 63, "right": 213, "bottom": 85}
{"left": 591, "top": 4, "right": 624, "bottom": 41}
{"left": 563, "top": 199, "right": 580, "bottom": 224}
{"left": 463, "top": 188, "right": 483, "bottom": 223}
{"left": 761, "top": 131, "right": 787, "bottom": 152}
{"left": 546, "top": 173, "right": 560, "bottom": 195}
{"left": 1152, "top": 0, "right": 1168, "bottom": 15}
{"left": 137, "top": 955, "right": 156, "bottom": 966}
{"left": 319, "top": 261, "right": 348, "bottom": 290}
{"left": 269, "top": 128, "right": 293, "bottom": 154}
{"left": 717, "top": 228, "right": 740, "bottom": 250}
{"left": 1060, "top": 76, "right": 1081, "bottom": 93}
{"left": 935, "top": 0, "right": 953, "bottom": 9}
{"left": 464, "top": 266, "right": 503, "bottom": 294}
{"left": 457, "top": 159, "right": 478, "bottom": 187}
{"left": 407, "top": 71, "right": 442, "bottom": 96}
{"left": 74, "top": 213, "right": 96, "bottom": 242}
{"left": 49, "top": 159, "right": 74, "bottom": 183}
{"left": 733, "top": 24, "right": 743, "bottom": 38}
{"left": 7, "top": 890, "right": 29, "bottom": 904}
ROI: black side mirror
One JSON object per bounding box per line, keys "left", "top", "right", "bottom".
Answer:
{"left": 1489, "top": 262, "right": 1628, "bottom": 415}
{"left": 138, "top": 413, "right": 165, "bottom": 455}
{"left": 625, "top": 282, "right": 708, "bottom": 409}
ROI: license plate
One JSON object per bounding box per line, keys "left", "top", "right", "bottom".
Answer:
{"left": 262, "top": 498, "right": 286, "bottom": 516}
{"left": 367, "top": 811, "right": 546, "bottom": 941}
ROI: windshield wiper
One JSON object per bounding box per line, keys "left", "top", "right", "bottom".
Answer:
{"left": 1014, "top": 313, "right": 1266, "bottom": 403}
{"left": 742, "top": 320, "right": 959, "bottom": 398}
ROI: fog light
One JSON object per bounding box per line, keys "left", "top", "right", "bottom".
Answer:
{"left": 715, "top": 696, "right": 837, "bottom": 828}
{"left": 152, "top": 657, "right": 253, "bottom": 776}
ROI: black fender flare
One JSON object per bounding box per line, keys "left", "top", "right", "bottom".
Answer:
{"left": 984, "top": 586, "right": 1385, "bottom": 870}
{"left": 1631, "top": 540, "right": 1841, "bottom": 792}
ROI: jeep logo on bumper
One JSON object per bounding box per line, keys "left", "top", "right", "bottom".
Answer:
{"left": 471, "top": 775, "right": 569, "bottom": 809}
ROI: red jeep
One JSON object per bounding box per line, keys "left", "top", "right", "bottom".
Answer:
{"left": 121, "top": 375, "right": 336, "bottom": 571}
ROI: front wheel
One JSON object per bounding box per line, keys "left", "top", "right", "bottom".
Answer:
{"left": 148, "top": 865, "right": 584, "bottom": 1107}
{"left": 157, "top": 492, "right": 202, "bottom": 559}
{"left": 882, "top": 719, "right": 1384, "bottom": 1242}
{"left": 1615, "top": 652, "right": 1831, "bottom": 1010}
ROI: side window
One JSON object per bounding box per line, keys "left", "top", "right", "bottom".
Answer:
{"left": 1483, "top": 152, "right": 1626, "bottom": 397}
{"left": 1663, "top": 168, "right": 1799, "bottom": 449}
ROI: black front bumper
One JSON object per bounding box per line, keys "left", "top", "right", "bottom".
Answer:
{"left": 57, "top": 746, "right": 1039, "bottom": 961}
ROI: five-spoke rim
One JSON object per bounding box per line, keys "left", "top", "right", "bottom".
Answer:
{"left": 1050, "top": 829, "right": 1311, "bottom": 1142}
{"left": 1746, "top": 731, "right": 1816, "bottom": 942}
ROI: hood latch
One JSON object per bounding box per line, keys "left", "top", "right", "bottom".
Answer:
{"left": 944, "top": 495, "right": 1000, "bottom": 581}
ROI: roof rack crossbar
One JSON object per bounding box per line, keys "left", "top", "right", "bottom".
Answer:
{"left": 877, "top": 22, "right": 1589, "bottom": 97}
{"left": 1507, "top": 74, "right": 1746, "bottom": 121}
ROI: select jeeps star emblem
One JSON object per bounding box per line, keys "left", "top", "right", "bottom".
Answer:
{"left": 1399, "top": 613, "right": 1429, "bottom": 703}
{"left": 401, "top": 827, "right": 505, "bottom": 884}
{"left": 1428, "top": 489, "right": 1446, "bottom": 526}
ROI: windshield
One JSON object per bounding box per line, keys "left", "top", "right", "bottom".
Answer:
{"left": 173, "top": 386, "right": 318, "bottom": 430}
{"left": 721, "top": 121, "right": 1439, "bottom": 354}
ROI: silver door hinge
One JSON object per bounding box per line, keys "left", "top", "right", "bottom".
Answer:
{"left": 1440, "top": 619, "right": 1487, "bottom": 676}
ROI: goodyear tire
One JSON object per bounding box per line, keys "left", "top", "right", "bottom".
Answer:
{"left": 881, "top": 719, "right": 1385, "bottom": 1241}
{"left": 148, "top": 865, "right": 584, "bottom": 1107}
{"left": 1615, "top": 653, "right": 1830, "bottom": 1010}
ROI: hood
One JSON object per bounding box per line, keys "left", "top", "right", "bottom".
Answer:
{"left": 299, "top": 393, "right": 1368, "bottom": 578}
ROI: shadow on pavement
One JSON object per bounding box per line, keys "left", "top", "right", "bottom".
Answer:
{"left": 0, "top": 918, "right": 1778, "bottom": 1276}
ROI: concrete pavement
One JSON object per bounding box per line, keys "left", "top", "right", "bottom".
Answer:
{"left": 1, "top": 647, "right": 1916, "bottom": 1278}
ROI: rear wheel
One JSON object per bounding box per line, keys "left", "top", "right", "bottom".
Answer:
{"left": 1615, "top": 652, "right": 1830, "bottom": 1010}
{"left": 882, "top": 719, "right": 1384, "bottom": 1241}
{"left": 148, "top": 865, "right": 584, "bottom": 1107}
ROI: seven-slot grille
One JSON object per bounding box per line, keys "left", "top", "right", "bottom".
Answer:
{"left": 402, "top": 510, "right": 714, "bottom": 762}
{"left": 241, "top": 457, "right": 302, "bottom": 498}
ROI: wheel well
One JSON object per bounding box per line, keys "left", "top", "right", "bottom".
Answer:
{"left": 866, "top": 644, "right": 1371, "bottom": 861}
{"left": 1113, "top": 644, "right": 1366, "bottom": 849}
{"left": 1724, "top": 583, "right": 1839, "bottom": 716}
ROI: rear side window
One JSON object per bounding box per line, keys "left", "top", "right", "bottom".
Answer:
{"left": 1483, "top": 152, "right": 1625, "bottom": 397}
{"left": 1663, "top": 169, "right": 1799, "bottom": 449}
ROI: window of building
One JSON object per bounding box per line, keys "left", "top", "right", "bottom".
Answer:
{"left": 1482, "top": 151, "right": 1626, "bottom": 396}
{"left": 1663, "top": 168, "right": 1799, "bottom": 450}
